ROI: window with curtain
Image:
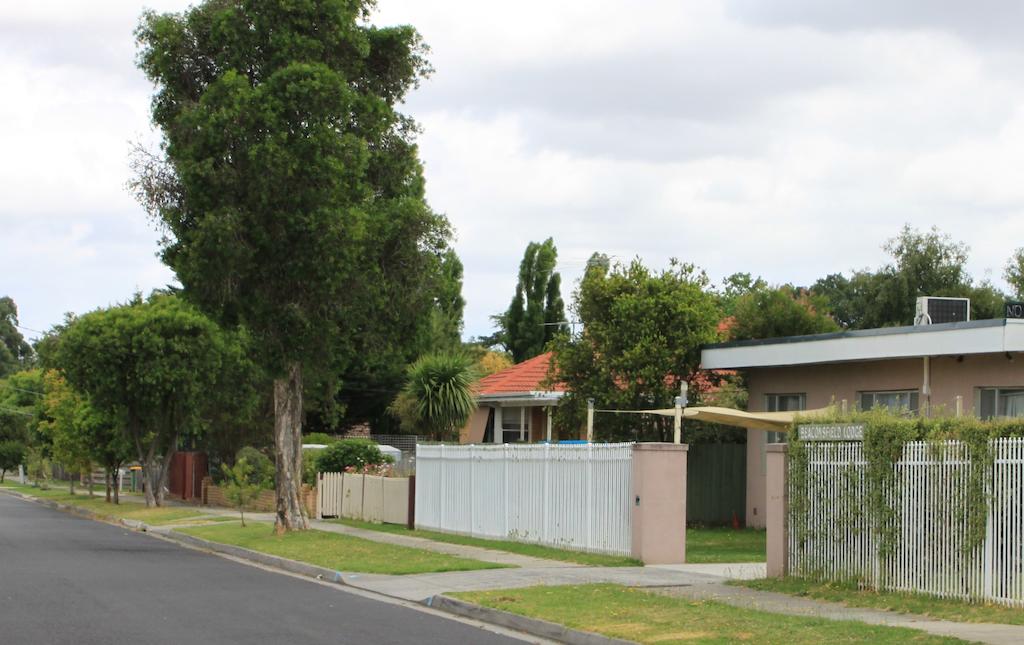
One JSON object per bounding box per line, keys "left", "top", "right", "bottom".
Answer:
{"left": 860, "top": 390, "right": 919, "bottom": 414}
{"left": 978, "top": 388, "right": 1024, "bottom": 420}
{"left": 501, "top": 406, "right": 530, "bottom": 443}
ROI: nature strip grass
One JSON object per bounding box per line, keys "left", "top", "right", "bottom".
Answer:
{"left": 685, "top": 526, "right": 766, "bottom": 563}
{"left": 452, "top": 583, "right": 964, "bottom": 644}
{"left": 0, "top": 481, "right": 214, "bottom": 525}
{"left": 332, "top": 518, "right": 641, "bottom": 567}
{"left": 737, "top": 577, "right": 1024, "bottom": 626}
{"left": 178, "top": 521, "right": 511, "bottom": 575}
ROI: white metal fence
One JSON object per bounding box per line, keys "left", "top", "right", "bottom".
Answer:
{"left": 415, "top": 443, "right": 634, "bottom": 556}
{"left": 789, "top": 438, "right": 1024, "bottom": 606}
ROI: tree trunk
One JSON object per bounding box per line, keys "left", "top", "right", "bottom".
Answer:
{"left": 105, "top": 470, "right": 112, "bottom": 503}
{"left": 274, "top": 362, "right": 308, "bottom": 532}
{"left": 69, "top": 474, "right": 75, "bottom": 495}
{"left": 156, "top": 437, "right": 177, "bottom": 508}
{"left": 113, "top": 468, "right": 120, "bottom": 505}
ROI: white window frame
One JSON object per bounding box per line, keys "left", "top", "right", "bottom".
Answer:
{"left": 976, "top": 387, "right": 1024, "bottom": 420}
{"left": 499, "top": 405, "right": 530, "bottom": 443}
{"left": 859, "top": 389, "right": 919, "bottom": 414}
{"left": 765, "top": 393, "right": 805, "bottom": 442}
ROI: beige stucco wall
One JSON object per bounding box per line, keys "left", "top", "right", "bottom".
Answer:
{"left": 458, "top": 404, "right": 561, "bottom": 444}
{"left": 742, "top": 352, "right": 1024, "bottom": 527}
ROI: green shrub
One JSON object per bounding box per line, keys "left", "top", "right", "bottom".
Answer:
{"left": 303, "top": 432, "right": 338, "bottom": 445}
{"left": 235, "top": 446, "right": 274, "bottom": 489}
{"left": 315, "top": 438, "right": 393, "bottom": 474}
{"left": 0, "top": 440, "right": 26, "bottom": 482}
{"left": 301, "top": 448, "right": 319, "bottom": 486}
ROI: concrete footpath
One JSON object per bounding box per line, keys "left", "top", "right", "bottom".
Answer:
{"left": 649, "top": 584, "right": 1024, "bottom": 645}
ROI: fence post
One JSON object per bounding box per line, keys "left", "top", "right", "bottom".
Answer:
{"left": 766, "top": 443, "right": 788, "bottom": 578}
{"left": 631, "top": 442, "right": 688, "bottom": 564}
{"left": 316, "top": 472, "right": 322, "bottom": 520}
{"left": 407, "top": 474, "right": 416, "bottom": 530}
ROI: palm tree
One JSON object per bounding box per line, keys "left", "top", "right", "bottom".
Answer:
{"left": 402, "top": 352, "right": 477, "bottom": 441}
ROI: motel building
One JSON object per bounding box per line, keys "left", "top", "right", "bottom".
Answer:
{"left": 700, "top": 297, "right": 1024, "bottom": 528}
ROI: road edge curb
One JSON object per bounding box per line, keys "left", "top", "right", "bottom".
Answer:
{"left": 161, "top": 529, "right": 349, "bottom": 584}
{"left": 425, "top": 594, "right": 634, "bottom": 645}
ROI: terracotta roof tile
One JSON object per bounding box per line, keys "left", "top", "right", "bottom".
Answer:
{"left": 477, "top": 352, "right": 565, "bottom": 395}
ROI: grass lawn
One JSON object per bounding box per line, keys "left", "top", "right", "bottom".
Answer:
{"left": 178, "top": 521, "right": 510, "bottom": 575}
{"left": 687, "top": 527, "right": 765, "bottom": 563}
{"left": 737, "top": 577, "right": 1024, "bottom": 626}
{"left": 0, "top": 481, "right": 220, "bottom": 526}
{"left": 452, "top": 584, "right": 963, "bottom": 644}
{"left": 332, "top": 518, "right": 641, "bottom": 567}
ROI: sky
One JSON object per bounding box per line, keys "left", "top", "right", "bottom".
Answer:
{"left": 4, "top": 1, "right": 1024, "bottom": 343}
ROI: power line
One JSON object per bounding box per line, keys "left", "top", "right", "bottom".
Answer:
{"left": 3, "top": 386, "right": 43, "bottom": 397}
{"left": 13, "top": 323, "right": 46, "bottom": 336}
{"left": 0, "top": 405, "right": 34, "bottom": 417}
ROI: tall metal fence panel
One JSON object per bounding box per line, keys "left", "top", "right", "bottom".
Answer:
{"left": 789, "top": 438, "right": 1024, "bottom": 606}
{"left": 687, "top": 443, "right": 746, "bottom": 526}
{"left": 415, "top": 443, "right": 634, "bottom": 556}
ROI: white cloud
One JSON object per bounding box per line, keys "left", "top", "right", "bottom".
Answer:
{"left": 2, "top": 0, "right": 1023, "bottom": 342}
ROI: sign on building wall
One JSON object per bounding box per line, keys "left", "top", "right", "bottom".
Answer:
{"left": 797, "top": 424, "right": 865, "bottom": 441}
{"left": 1006, "top": 301, "right": 1024, "bottom": 319}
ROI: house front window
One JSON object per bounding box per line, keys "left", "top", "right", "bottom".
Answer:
{"left": 978, "top": 388, "right": 1024, "bottom": 420}
{"left": 860, "top": 390, "right": 919, "bottom": 413}
{"left": 765, "top": 393, "right": 804, "bottom": 444}
{"left": 501, "top": 406, "right": 530, "bottom": 443}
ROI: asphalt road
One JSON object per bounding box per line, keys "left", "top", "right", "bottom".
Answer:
{"left": 0, "top": 493, "right": 526, "bottom": 645}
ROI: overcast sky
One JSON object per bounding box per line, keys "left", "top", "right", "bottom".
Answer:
{"left": 4, "top": 1, "right": 1024, "bottom": 343}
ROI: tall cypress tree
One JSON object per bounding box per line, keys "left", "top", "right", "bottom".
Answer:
{"left": 498, "top": 238, "right": 567, "bottom": 363}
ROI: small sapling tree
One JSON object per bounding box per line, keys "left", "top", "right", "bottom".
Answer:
{"left": 223, "top": 457, "right": 262, "bottom": 528}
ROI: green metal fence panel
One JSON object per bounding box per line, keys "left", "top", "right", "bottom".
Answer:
{"left": 687, "top": 443, "right": 746, "bottom": 526}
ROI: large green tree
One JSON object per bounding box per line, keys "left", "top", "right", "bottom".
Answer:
{"left": 39, "top": 370, "right": 133, "bottom": 502}
{"left": 729, "top": 284, "right": 839, "bottom": 341}
{"left": 814, "top": 225, "right": 1006, "bottom": 328}
{"left": 490, "top": 238, "right": 567, "bottom": 362}
{"left": 57, "top": 295, "right": 234, "bottom": 507}
{"left": 135, "top": 1, "right": 450, "bottom": 530}
{"left": 550, "top": 258, "right": 720, "bottom": 442}
{"left": 0, "top": 297, "right": 33, "bottom": 377}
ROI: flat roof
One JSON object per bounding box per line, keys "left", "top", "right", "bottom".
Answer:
{"left": 701, "top": 318, "right": 1024, "bottom": 369}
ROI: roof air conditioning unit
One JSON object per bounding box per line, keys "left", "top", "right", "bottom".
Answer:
{"left": 915, "top": 296, "right": 970, "bottom": 325}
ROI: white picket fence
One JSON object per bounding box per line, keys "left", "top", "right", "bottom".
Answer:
{"left": 789, "top": 438, "right": 1024, "bottom": 606}
{"left": 415, "top": 443, "right": 634, "bottom": 556}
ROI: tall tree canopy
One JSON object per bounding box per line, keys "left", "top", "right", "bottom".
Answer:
{"left": 729, "top": 284, "right": 839, "bottom": 341}
{"left": 490, "top": 238, "right": 567, "bottom": 362}
{"left": 0, "top": 297, "right": 33, "bottom": 376}
{"left": 813, "top": 225, "right": 1006, "bottom": 328}
{"left": 57, "top": 295, "right": 239, "bottom": 507}
{"left": 550, "top": 258, "right": 719, "bottom": 442}
{"left": 134, "top": 0, "right": 450, "bottom": 530}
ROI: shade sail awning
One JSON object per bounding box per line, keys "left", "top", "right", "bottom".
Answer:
{"left": 684, "top": 406, "right": 831, "bottom": 432}
{"left": 593, "top": 405, "right": 830, "bottom": 432}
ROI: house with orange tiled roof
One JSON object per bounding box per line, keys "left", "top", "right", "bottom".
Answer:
{"left": 459, "top": 352, "right": 579, "bottom": 444}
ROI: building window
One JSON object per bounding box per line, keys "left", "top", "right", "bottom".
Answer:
{"left": 978, "top": 388, "right": 1024, "bottom": 420}
{"left": 501, "top": 406, "right": 530, "bottom": 443}
{"left": 860, "top": 390, "right": 919, "bottom": 413}
{"left": 765, "top": 393, "right": 804, "bottom": 443}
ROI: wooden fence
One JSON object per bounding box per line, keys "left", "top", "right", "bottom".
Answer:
{"left": 789, "top": 438, "right": 1024, "bottom": 606}
{"left": 316, "top": 472, "right": 413, "bottom": 526}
